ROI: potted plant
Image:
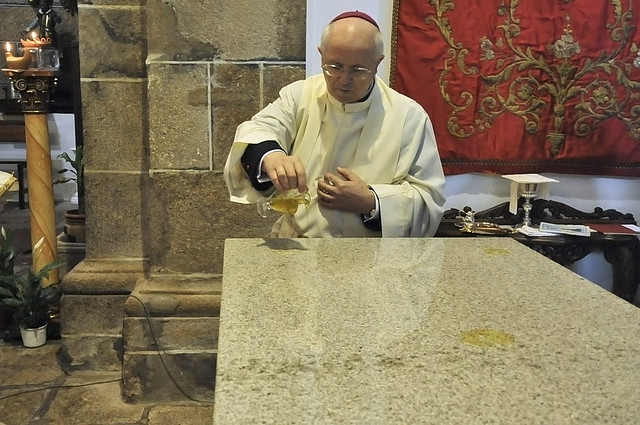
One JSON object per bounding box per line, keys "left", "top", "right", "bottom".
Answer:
{"left": 0, "top": 235, "right": 63, "bottom": 347}
{"left": 0, "top": 227, "right": 16, "bottom": 333}
{"left": 55, "top": 146, "right": 85, "bottom": 243}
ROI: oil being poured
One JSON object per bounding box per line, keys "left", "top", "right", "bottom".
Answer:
{"left": 269, "top": 197, "right": 310, "bottom": 215}
{"left": 258, "top": 190, "right": 311, "bottom": 217}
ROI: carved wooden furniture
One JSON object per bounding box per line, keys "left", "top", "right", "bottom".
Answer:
{"left": 436, "top": 198, "right": 639, "bottom": 303}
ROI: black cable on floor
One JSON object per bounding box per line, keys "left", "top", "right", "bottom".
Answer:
{"left": 126, "top": 294, "right": 215, "bottom": 405}
{"left": 0, "top": 378, "right": 121, "bottom": 401}
{"left": 0, "top": 295, "right": 215, "bottom": 405}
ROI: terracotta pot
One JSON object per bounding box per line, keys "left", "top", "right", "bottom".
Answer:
{"left": 63, "top": 209, "right": 86, "bottom": 243}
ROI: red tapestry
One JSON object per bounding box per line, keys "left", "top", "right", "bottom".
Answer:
{"left": 391, "top": 0, "right": 640, "bottom": 176}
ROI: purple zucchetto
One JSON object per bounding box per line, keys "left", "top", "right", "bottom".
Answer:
{"left": 330, "top": 10, "right": 379, "bottom": 29}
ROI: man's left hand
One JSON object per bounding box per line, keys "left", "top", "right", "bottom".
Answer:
{"left": 317, "top": 167, "right": 375, "bottom": 214}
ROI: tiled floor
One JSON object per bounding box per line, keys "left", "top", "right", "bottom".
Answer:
{"left": 0, "top": 200, "right": 215, "bottom": 424}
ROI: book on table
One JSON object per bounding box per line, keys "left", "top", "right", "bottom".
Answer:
{"left": 588, "top": 223, "right": 640, "bottom": 235}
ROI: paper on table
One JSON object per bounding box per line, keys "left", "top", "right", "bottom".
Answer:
{"left": 502, "top": 174, "right": 559, "bottom": 214}
{"left": 516, "top": 225, "right": 559, "bottom": 237}
{"left": 539, "top": 222, "right": 591, "bottom": 237}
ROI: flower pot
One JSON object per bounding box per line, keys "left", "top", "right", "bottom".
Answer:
{"left": 20, "top": 323, "right": 47, "bottom": 348}
{"left": 57, "top": 232, "right": 86, "bottom": 279}
{"left": 63, "top": 209, "right": 86, "bottom": 243}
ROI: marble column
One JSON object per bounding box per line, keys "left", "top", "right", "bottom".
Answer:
{"left": 6, "top": 70, "right": 58, "bottom": 285}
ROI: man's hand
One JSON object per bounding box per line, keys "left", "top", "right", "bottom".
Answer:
{"left": 317, "top": 167, "right": 376, "bottom": 214}
{"left": 262, "top": 151, "right": 308, "bottom": 193}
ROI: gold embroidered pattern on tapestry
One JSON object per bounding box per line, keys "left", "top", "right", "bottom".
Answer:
{"left": 427, "top": 0, "right": 640, "bottom": 155}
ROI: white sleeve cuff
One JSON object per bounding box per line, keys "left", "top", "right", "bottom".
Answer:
{"left": 363, "top": 188, "right": 380, "bottom": 221}
{"left": 256, "top": 149, "right": 285, "bottom": 183}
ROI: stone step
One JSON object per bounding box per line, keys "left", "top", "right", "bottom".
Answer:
{"left": 122, "top": 273, "right": 222, "bottom": 403}
{"left": 60, "top": 259, "right": 146, "bottom": 372}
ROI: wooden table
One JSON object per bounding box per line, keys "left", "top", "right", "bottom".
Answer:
{"left": 437, "top": 199, "right": 640, "bottom": 303}
{"left": 214, "top": 238, "right": 640, "bottom": 424}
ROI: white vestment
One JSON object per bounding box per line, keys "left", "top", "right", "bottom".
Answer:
{"left": 224, "top": 75, "right": 446, "bottom": 238}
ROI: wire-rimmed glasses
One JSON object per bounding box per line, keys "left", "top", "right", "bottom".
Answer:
{"left": 321, "top": 64, "right": 373, "bottom": 80}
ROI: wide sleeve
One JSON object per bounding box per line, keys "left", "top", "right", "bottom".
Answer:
{"left": 224, "top": 81, "right": 305, "bottom": 204}
{"left": 370, "top": 107, "right": 446, "bottom": 237}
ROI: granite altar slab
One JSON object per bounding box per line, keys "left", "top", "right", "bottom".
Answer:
{"left": 214, "top": 238, "right": 640, "bottom": 424}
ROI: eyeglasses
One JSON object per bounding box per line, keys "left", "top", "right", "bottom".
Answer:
{"left": 322, "top": 64, "right": 373, "bottom": 80}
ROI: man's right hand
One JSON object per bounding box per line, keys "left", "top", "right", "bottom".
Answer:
{"left": 262, "top": 151, "right": 308, "bottom": 193}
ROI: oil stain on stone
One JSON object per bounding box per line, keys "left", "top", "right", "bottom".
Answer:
{"left": 461, "top": 329, "right": 515, "bottom": 348}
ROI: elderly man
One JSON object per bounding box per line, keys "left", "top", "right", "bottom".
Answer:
{"left": 224, "top": 10, "right": 445, "bottom": 237}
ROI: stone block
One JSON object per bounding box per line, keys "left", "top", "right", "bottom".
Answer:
{"left": 122, "top": 352, "right": 216, "bottom": 403}
{"left": 84, "top": 172, "right": 146, "bottom": 258}
{"left": 147, "top": 405, "right": 215, "bottom": 425}
{"left": 146, "top": 0, "right": 221, "bottom": 62}
{"left": 60, "top": 293, "right": 128, "bottom": 334}
{"left": 211, "top": 62, "right": 260, "bottom": 170}
{"left": 81, "top": 80, "right": 146, "bottom": 170}
{"left": 123, "top": 274, "right": 221, "bottom": 351}
{"left": 61, "top": 258, "right": 145, "bottom": 294}
{"left": 56, "top": 233, "right": 86, "bottom": 280}
{"left": 148, "top": 62, "right": 210, "bottom": 170}
{"left": 147, "top": 172, "right": 272, "bottom": 273}
{"left": 125, "top": 274, "right": 222, "bottom": 316}
{"left": 146, "top": 0, "right": 305, "bottom": 61}
{"left": 263, "top": 64, "right": 307, "bottom": 104}
{"left": 123, "top": 316, "right": 219, "bottom": 352}
{"left": 58, "top": 334, "right": 123, "bottom": 372}
{"left": 78, "top": 6, "right": 145, "bottom": 78}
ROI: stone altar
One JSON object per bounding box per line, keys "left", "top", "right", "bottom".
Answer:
{"left": 214, "top": 237, "right": 640, "bottom": 424}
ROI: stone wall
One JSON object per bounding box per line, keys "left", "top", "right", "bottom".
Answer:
{"left": 1, "top": 0, "right": 306, "bottom": 273}
{"left": 3, "top": 0, "right": 307, "bottom": 391}
{"left": 63, "top": 0, "right": 306, "bottom": 378}
{"left": 81, "top": 0, "right": 306, "bottom": 275}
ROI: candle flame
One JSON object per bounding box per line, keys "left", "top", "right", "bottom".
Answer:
{"left": 31, "top": 31, "right": 36, "bottom": 40}
{"left": 5, "top": 42, "right": 10, "bottom": 53}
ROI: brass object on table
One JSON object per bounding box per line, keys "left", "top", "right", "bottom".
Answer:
{"left": 455, "top": 208, "right": 516, "bottom": 235}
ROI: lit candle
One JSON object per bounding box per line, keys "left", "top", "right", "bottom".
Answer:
{"left": 5, "top": 42, "right": 11, "bottom": 53}
{"left": 31, "top": 31, "right": 36, "bottom": 40}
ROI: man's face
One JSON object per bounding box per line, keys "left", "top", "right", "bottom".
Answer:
{"left": 319, "top": 25, "right": 382, "bottom": 103}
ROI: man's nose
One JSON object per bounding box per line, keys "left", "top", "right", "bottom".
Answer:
{"left": 338, "top": 71, "right": 353, "bottom": 84}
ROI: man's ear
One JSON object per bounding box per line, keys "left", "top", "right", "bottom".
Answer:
{"left": 372, "top": 55, "right": 385, "bottom": 72}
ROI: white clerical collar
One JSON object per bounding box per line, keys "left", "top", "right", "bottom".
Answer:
{"left": 328, "top": 80, "right": 375, "bottom": 112}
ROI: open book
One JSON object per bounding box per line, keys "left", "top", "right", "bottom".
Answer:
{"left": 0, "top": 170, "right": 17, "bottom": 197}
